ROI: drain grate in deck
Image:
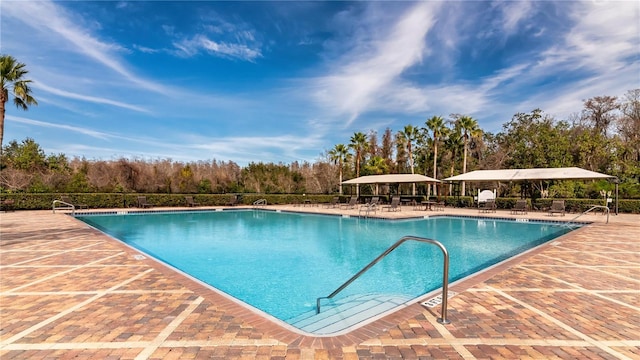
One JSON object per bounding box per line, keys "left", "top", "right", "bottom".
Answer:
{"left": 421, "top": 291, "right": 457, "bottom": 308}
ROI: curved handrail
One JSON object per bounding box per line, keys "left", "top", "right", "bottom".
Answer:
{"left": 316, "top": 235, "right": 451, "bottom": 324}
{"left": 52, "top": 200, "right": 75, "bottom": 215}
{"left": 253, "top": 198, "right": 267, "bottom": 207}
{"left": 564, "top": 205, "right": 609, "bottom": 228}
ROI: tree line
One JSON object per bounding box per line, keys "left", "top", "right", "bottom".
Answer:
{"left": 1, "top": 55, "right": 638, "bottom": 199}
{"left": 1, "top": 89, "right": 638, "bottom": 199}
{"left": 0, "top": 143, "right": 340, "bottom": 195}
{"left": 329, "top": 90, "right": 639, "bottom": 199}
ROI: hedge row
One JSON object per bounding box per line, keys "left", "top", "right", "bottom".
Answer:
{"left": 443, "top": 197, "right": 640, "bottom": 214}
{"left": 1, "top": 193, "right": 638, "bottom": 213}
{"left": 0, "top": 193, "right": 339, "bottom": 211}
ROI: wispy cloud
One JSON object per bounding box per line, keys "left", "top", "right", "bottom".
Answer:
{"left": 189, "top": 132, "right": 324, "bottom": 162}
{"left": 132, "top": 44, "right": 160, "bottom": 54}
{"left": 192, "top": 135, "right": 305, "bottom": 153}
{"left": 494, "top": 1, "right": 639, "bottom": 119}
{"left": 495, "top": 0, "right": 535, "bottom": 35}
{"left": 542, "top": 1, "right": 638, "bottom": 71}
{"left": 172, "top": 35, "right": 262, "bottom": 61}
{"left": 8, "top": 115, "right": 114, "bottom": 140}
{"left": 2, "top": 0, "right": 172, "bottom": 96}
{"left": 310, "top": 2, "right": 442, "bottom": 125}
{"left": 168, "top": 8, "right": 263, "bottom": 62}
{"left": 34, "top": 82, "right": 151, "bottom": 113}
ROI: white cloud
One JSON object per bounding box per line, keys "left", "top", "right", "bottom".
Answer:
{"left": 496, "top": 0, "right": 534, "bottom": 35}
{"left": 438, "top": 1, "right": 639, "bottom": 126}
{"left": 2, "top": 0, "right": 172, "bottom": 96}
{"left": 503, "top": 1, "right": 639, "bottom": 119}
{"left": 189, "top": 132, "right": 324, "bottom": 162}
{"left": 557, "top": 1, "right": 638, "bottom": 70}
{"left": 172, "top": 35, "right": 262, "bottom": 61}
{"left": 133, "top": 44, "right": 160, "bottom": 54}
{"left": 310, "top": 2, "right": 442, "bottom": 125}
{"left": 34, "top": 82, "right": 151, "bottom": 113}
{"left": 8, "top": 115, "right": 114, "bottom": 140}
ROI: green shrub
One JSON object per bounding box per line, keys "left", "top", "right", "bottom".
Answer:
{"left": 1, "top": 193, "right": 638, "bottom": 214}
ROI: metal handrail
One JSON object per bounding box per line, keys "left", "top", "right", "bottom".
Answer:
{"left": 564, "top": 205, "right": 610, "bottom": 227}
{"left": 52, "top": 200, "right": 75, "bottom": 215}
{"left": 316, "top": 235, "right": 451, "bottom": 324}
{"left": 253, "top": 199, "right": 267, "bottom": 207}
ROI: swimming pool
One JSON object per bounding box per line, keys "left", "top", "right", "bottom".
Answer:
{"left": 77, "top": 210, "right": 573, "bottom": 333}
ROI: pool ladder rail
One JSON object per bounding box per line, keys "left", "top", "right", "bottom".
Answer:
{"left": 52, "top": 200, "right": 75, "bottom": 215}
{"left": 563, "top": 204, "right": 610, "bottom": 228}
{"left": 253, "top": 199, "right": 267, "bottom": 208}
{"left": 316, "top": 235, "right": 451, "bottom": 325}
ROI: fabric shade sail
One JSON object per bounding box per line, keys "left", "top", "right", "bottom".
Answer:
{"left": 342, "top": 174, "right": 441, "bottom": 184}
{"left": 444, "top": 167, "right": 619, "bottom": 215}
{"left": 444, "top": 167, "right": 615, "bottom": 182}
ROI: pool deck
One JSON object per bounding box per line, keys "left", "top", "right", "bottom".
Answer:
{"left": 1, "top": 205, "right": 639, "bottom": 359}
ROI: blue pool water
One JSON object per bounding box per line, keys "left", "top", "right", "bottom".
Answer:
{"left": 77, "top": 210, "right": 572, "bottom": 323}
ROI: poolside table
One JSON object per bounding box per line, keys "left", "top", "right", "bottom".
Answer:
{"left": 421, "top": 201, "right": 435, "bottom": 211}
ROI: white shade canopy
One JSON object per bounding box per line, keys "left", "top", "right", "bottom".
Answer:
{"left": 342, "top": 174, "right": 441, "bottom": 184}
{"left": 444, "top": 167, "right": 615, "bottom": 182}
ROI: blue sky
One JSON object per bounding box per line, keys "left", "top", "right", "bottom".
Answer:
{"left": 2, "top": 1, "right": 638, "bottom": 165}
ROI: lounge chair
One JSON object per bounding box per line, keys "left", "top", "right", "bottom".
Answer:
{"left": 61, "top": 195, "right": 88, "bottom": 209}
{"left": 383, "top": 196, "right": 401, "bottom": 212}
{"left": 478, "top": 199, "right": 496, "bottom": 213}
{"left": 359, "top": 196, "right": 379, "bottom": 215}
{"left": 433, "top": 200, "right": 445, "bottom": 211}
{"left": 227, "top": 195, "right": 239, "bottom": 206}
{"left": 511, "top": 199, "right": 528, "bottom": 215}
{"left": 548, "top": 200, "right": 565, "bottom": 216}
{"left": 323, "top": 197, "right": 340, "bottom": 208}
{"left": 137, "top": 196, "right": 153, "bottom": 208}
{"left": 1, "top": 199, "right": 15, "bottom": 212}
{"left": 185, "top": 196, "right": 200, "bottom": 207}
{"left": 340, "top": 196, "right": 358, "bottom": 209}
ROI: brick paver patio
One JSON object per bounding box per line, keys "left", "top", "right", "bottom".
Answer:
{"left": 1, "top": 206, "right": 639, "bottom": 359}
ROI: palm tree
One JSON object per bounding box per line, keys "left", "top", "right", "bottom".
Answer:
{"left": 456, "top": 115, "right": 482, "bottom": 195}
{"left": 425, "top": 116, "right": 448, "bottom": 196}
{"left": 399, "top": 125, "right": 420, "bottom": 195}
{"left": 364, "top": 156, "right": 388, "bottom": 175}
{"left": 364, "top": 155, "right": 388, "bottom": 195}
{"left": 349, "top": 132, "right": 368, "bottom": 196}
{"left": 329, "top": 144, "right": 350, "bottom": 195}
{"left": 349, "top": 132, "right": 368, "bottom": 177}
{"left": 1, "top": 55, "right": 38, "bottom": 151}
{"left": 444, "top": 131, "right": 464, "bottom": 195}
{"left": 399, "top": 125, "right": 419, "bottom": 175}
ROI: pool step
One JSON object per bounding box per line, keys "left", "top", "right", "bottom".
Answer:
{"left": 286, "top": 293, "right": 412, "bottom": 335}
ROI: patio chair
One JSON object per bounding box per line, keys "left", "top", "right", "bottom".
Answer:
{"left": 433, "top": 200, "right": 446, "bottom": 211}
{"left": 185, "top": 196, "right": 200, "bottom": 207}
{"left": 478, "top": 199, "right": 496, "bottom": 213}
{"left": 511, "top": 199, "right": 528, "bottom": 215}
{"left": 359, "top": 196, "right": 380, "bottom": 215}
{"left": 137, "top": 196, "right": 153, "bottom": 208}
{"left": 227, "top": 195, "right": 239, "bottom": 206}
{"left": 61, "top": 195, "right": 88, "bottom": 209}
{"left": 548, "top": 200, "right": 565, "bottom": 216}
{"left": 383, "top": 196, "right": 401, "bottom": 212}
{"left": 1, "top": 199, "right": 15, "bottom": 212}
{"left": 340, "top": 196, "right": 358, "bottom": 209}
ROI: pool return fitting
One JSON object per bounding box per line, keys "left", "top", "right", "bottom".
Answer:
{"left": 316, "top": 235, "right": 451, "bottom": 325}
